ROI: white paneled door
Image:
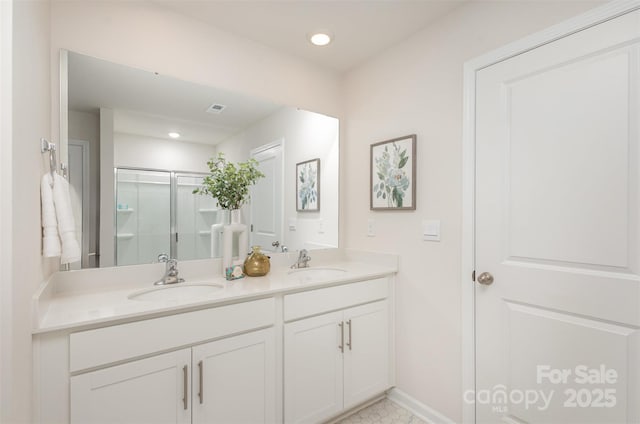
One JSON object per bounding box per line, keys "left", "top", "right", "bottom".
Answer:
{"left": 68, "top": 139, "right": 89, "bottom": 269}
{"left": 475, "top": 9, "right": 640, "bottom": 424}
{"left": 250, "top": 141, "right": 284, "bottom": 252}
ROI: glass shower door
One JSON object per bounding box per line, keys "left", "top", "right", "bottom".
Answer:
{"left": 115, "top": 169, "right": 171, "bottom": 266}
{"left": 175, "top": 173, "right": 220, "bottom": 261}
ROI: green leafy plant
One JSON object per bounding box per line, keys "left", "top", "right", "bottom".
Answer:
{"left": 193, "top": 152, "right": 264, "bottom": 210}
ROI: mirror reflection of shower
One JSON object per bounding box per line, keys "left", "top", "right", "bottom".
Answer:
{"left": 114, "top": 168, "right": 224, "bottom": 266}
{"left": 63, "top": 50, "right": 340, "bottom": 269}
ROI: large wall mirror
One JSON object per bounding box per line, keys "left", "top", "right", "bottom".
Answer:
{"left": 60, "top": 50, "right": 339, "bottom": 269}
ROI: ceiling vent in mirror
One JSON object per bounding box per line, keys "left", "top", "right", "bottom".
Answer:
{"left": 206, "top": 103, "right": 227, "bottom": 114}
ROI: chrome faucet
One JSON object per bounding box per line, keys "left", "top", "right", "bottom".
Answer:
{"left": 155, "top": 254, "right": 185, "bottom": 285}
{"left": 291, "top": 249, "right": 311, "bottom": 269}
{"left": 273, "top": 241, "right": 288, "bottom": 253}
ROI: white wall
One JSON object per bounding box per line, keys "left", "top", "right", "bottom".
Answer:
{"left": 0, "top": 0, "right": 12, "bottom": 420}
{"left": 342, "top": 1, "right": 603, "bottom": 420}
{"left": 50, "top": 0, "right": 343, "bottom": 164}
{"left": 114, "top": 133, "right": 215, "bottom": 173}
{"left": 218, "top": 107, "right": 339, "bottom": 251}
{"left": 9, "top": 1, "right": 58, "bottom": 422}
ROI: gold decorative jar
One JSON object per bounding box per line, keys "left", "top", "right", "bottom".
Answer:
{"left": 244, "top": 245, "right": 270, "bottom": 277}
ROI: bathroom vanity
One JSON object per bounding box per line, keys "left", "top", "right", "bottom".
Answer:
{"left": 32, "top": 249, "right": 397, "bottom": 424}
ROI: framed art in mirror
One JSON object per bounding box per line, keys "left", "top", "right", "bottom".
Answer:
{"left": 296, "top": 158, "right": 320, "bottom": 212}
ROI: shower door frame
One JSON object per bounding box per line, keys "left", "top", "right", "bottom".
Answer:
{"left": 172, "top": 171, "right": 221, "bottom": 261}
{"left": 114, "top": 167, "right": 211, "bottom": 265}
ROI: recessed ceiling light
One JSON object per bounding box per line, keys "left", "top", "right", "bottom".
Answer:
{"left": 309, "top": 32, "right": 332, "bottom": 47}
{"left": 168, "top": 132, "right": 180, "bottom": 139}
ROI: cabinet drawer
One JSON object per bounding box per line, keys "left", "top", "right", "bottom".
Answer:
{"left": 70, "top": 298, "right": 275, "bottom": 372}
{"left": 284, "top": 278, "right": 388, "bottom": 322}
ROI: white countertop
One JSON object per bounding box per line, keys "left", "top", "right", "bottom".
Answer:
{"left": 33, "top": 249, "right": 398, "bottom": 334}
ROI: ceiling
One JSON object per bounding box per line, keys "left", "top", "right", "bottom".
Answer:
{"left": 68, "top": 52, "right": 282, "bottom": 144}
{"left": 155, "top": 0, "right": 467, "bottom": 73}
{"left": 68, "top": 2, "right": 469, "bottom": 143}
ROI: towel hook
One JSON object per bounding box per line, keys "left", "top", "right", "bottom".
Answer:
{"left": 40, "top": 138, "right": 57, "bottom": 177}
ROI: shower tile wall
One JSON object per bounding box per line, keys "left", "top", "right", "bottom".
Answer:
{"left": 176, "top": 175, "right": 218, "bottom": 261}
{"left": 115, "top": 170, "right": 220, "bottom": 266}
{"left": 116, "top": 169, "right": 171, "bottom": 266}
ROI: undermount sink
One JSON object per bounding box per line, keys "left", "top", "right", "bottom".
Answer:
{"left": 128, "top": 283, "right": 225, "bottom": 302}
{"left": 287, "top": 267, "right": 347, "bottom": 282}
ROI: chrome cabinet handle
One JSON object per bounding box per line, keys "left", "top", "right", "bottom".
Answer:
{"left": 198, "top": 360, "right": 204, "bottom": 404}
{"left": 477, "top": 272, "right": 494, "bottom": 286}
{"left": 338, "top": 321, "right": 344, "bottom": 353}
{"left": 182, "top": 365, "right": 188, "bottom": 410}
{"left": 346, "top": 319, "right": 352, "bottom": 350}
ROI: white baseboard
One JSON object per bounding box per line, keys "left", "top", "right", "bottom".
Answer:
{"left": 387, "top": 388, "right": 456, "bottom": 424}
{"left": 326, "top": 394, "right": 386, "bottom": 424}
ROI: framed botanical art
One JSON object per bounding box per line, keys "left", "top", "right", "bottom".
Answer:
{"left": 296, "top": 158, "right": 320, "bottom": 212}
{"left": 370, "top": 134, "right": 416, "bottom": 210}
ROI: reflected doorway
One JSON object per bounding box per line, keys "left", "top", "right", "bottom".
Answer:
{"left": 250, "top": 140, "right": 284, "bottom": 253}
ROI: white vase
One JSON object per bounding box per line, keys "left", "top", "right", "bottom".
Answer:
{"left": 230, "top": 209, "right": 242, "bottom": 225}
{"left": 222, "top": 209, "right": 248, "bottom": 274}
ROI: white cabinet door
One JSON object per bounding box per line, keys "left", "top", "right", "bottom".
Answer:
{"left": 70, "top": 349, "right": 191, "bottom": 424}
{"left": 284, "top": 310, "right": 344, "bottom": 424}
{"left": 343, "top": 300, "right": 389, "bottom": 409}
{"left": 192, "top": 328, "right": 276, "bottom": 424}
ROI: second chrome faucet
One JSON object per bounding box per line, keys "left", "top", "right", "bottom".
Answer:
{"left": 155, "top": 254, "right": 185, "bottom": 285}
{"left": 154, "top": 249, "right": 311, "bottom": 284}
{"left": 291, "top": 249, "right": 311, "bottom": 269}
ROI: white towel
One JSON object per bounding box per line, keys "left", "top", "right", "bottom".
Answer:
{"left": 41, "top": 173, "right": 81, "bottom": 264}
{"left": 52, "top": 173, "right": 81, "bottom": 264}
{"left": 41, "top": 173, "right": 61, "bottom": 257}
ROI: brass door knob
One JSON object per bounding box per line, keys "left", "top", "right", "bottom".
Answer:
{"left": 477, "top": 272, "right": 494, "bottom": 285}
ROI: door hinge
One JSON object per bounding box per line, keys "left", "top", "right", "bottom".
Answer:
{"left": 472, "top": 270, "right": 476, "bottom": 282}
{"left": 175, "top": 233, "right": 179, "bottom": 243}
{"left": 251, "top": 224, "right": 253, "bottom": 232}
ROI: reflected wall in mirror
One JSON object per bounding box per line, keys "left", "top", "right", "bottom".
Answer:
{"left": 62, "top": 50, "right": 339, "bottom": 269}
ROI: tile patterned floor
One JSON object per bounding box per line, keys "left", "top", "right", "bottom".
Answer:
{"left": 337, "top": 398, "right": 428, "bottom": 424}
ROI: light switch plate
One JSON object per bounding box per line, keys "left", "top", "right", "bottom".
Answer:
{"left": 423, "top": 219, "right": 440, "bottom": 242}
{"left": 367, "top": 219, "right": 375, "bottom": 237}
{"left": 318, "top": 219, "right": 324, "bottom": 234}
{"left": 288, "top": 219, "right": 297, "bottom": 231}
